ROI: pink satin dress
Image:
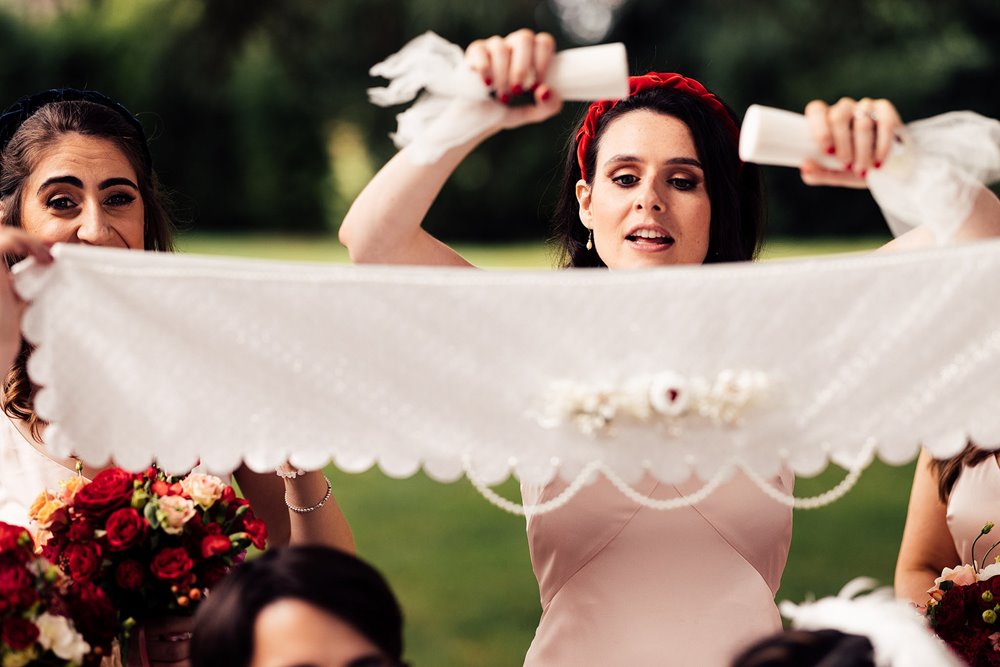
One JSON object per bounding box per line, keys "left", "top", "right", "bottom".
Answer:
{"left": 946, "top": 455, "right": 1000, "bottom": 568}
{"left": 521, "top": 469, "right": 793, "bottom": 666}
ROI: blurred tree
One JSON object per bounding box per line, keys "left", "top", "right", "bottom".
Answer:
{"left": 0, "top": 0, "right": 997, "bottom": 239}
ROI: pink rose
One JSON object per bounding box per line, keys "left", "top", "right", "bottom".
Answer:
{"left": 929, "top": 564, "right": 979, "bottom": 594}
{"left": 157, "top": 496, "right": 196, "bottom": 535}
{"left": 179, "top": 473, "right": 225, "bottom": 509}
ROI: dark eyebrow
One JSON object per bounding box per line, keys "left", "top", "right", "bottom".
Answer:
{"left": 37, "top": 175, "right": 83, "bottom": 193}
{"left": 99, "top": 177, "right": 139, "bottom": 191}
{"left": 36, "top": 175, "right": 139, "bottom": 194}
{"left": 604, "top": 155, "right": 703, "bottom": 170}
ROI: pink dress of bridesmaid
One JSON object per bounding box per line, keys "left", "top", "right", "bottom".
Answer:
{"left": 946, "top": 454, "right": 1000, "bottom": 568}
{"left": 521, "top": 468, "right": 793, "bottom": 666}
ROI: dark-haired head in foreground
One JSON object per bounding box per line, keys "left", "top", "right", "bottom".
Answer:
{"left": 192, "top": 546, "right": 406, "bottom": 667}
{"left": 731, "top": 629, "right": 876, "bottom": 667}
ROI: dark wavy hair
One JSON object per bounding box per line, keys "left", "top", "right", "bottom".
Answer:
{"left": 731, "top": 629, "right": 876, "bottom": 667}
{"left": 191, "top": 546, "right": 406, "bottom": 667}
{"left": 1, "top": 97, "right": 174, "bottom": 437}
{"left": 932, "top": 442, "right": 995, "bottom": 502}
{"left": 551, "top": 86, "right": 766, "bottom": 268}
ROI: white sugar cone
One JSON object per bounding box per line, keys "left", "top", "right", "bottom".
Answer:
{"left": 739, "top": 104, "right": 843, "bottom": 170}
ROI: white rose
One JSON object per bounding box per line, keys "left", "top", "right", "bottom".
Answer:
{"left": 978, "top": 561, "right": 1000, "bottom": 581}
{"left": 35, "top": 612, "right": 90, "bottom": 664}
{"left": 179, "top": 473, "right": 225, "bottom": 509}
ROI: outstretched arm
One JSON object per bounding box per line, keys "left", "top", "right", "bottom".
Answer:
{"left": 800, "top": 97, "right": 1000, "bottom": 250}
{"left": 339, "top": 29, "right": 562, "bottom": 267}
{"left": 235, "top": 466, "right": 355, "bottom": 552}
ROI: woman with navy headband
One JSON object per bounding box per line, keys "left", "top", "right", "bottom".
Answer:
{"left": 341, "top": 29, "right": 1000, "bottom": 665}
{"left": 0, "top": 89, "right": 354, "bottom": 664}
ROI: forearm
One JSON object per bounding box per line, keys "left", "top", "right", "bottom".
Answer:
{"left": 339, "top": 110, "right": 497, "bottom": 266}
{"left": 284, "top": 471, "right": 355, "bottom": 552}
{"left": 881, "top": 185, "right": 1000, "bottom": 252}
{"left": 894, "top": 565, "right": 939, "bottom": 608}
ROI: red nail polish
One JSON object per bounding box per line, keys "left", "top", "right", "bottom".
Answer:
{"left": 511, "top": 83, "right": 523, "bottom": 95}
{"left": 825, "top": 146, "right": 835, "bottom": 155}
{"left": 874, "top": 160, "right": 882, "bottom": 169}
{"left": 500, "top": 93, "right": 510, "bottom": 104}
{"left": 484, "top": 77, "right": 493, "bottom": 87}
{"left": 860, "top": 169, "right": 867, "bottom": 178}
{"left": 845, "top": 162, "right": 853, "bottom": 172}
{"left": 541, "top": 88, "right": 551, "bottom": 102}
{"left": 530, "top": 82, "right": 539, "bottom": 92}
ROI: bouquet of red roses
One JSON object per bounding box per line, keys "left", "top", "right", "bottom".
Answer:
{"left": 926, "top": 522, "right": 1000, "bottom": 666}
{"left": 30, "top": 467, "right": 267, "bottom": 632}
{"left": 1, "top": 520, "right": 113, "bottom": 666}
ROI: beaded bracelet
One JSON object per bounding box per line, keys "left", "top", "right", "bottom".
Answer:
{"left": 285, "top": 476, "right": 332, "bottom": 514}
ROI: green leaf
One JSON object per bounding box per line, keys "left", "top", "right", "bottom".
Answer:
{"left": 144, "top": 501, "right": 160, "bottom": 530}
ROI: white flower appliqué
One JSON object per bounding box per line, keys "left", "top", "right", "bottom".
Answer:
{"left": 536, "top": 369, "right": 771, "bottom": 436}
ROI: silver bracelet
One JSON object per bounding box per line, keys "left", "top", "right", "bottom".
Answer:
{"left": 285, "top": 476, "right": 332, "bottom": 513}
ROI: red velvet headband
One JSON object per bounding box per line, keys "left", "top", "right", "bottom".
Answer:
{"left": 575, "top": 72, "right": 741, "bottom": 181}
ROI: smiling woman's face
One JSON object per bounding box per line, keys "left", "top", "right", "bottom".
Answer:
{"left": 19, "top": 132, "right": 145, "bottom": 249}
{"left": 576, "top": 109, "right": 711, "bottom": 269}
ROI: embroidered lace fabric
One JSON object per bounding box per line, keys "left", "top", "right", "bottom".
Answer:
{"left": 12, "top": 240, "right": 1000, "bottom": 499}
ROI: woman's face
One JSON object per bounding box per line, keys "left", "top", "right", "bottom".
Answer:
{"left": 19, "top": 133, "right": 145, "bottom": 249}
{"left": 576, "top": 110, "right": 711, "bottom": 269}
{"left": 251, "top": 599, "right": 396, "bottom": 667}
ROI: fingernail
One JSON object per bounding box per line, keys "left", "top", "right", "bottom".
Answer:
{"left": 530, "top": 82, "right": 539, "bottom": 92}
{"left": 874, "top": 160, "right": 882, "bottom": 169}
{"left": 511, "top": 83, "right": 523, "bottom": 95}
{"left": 860, "top": 169, "right": 867, "bottom": 178}
{"left": 825, "top": 146, "right": 835, "bottom": 155}
{"left": 541, "top": 88, "right": 551, "bottom": 102}
{"left": 499, "top": 93, "right": 510, "bottom": 105}
{"left": 844, "top": 162, "right": 853, "bottom": 172}
{"left": 484, "top": 77, "right": 493, "bottom": 87}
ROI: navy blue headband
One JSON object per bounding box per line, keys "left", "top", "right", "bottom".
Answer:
{"left": 0, "top": 88, "right": 152, "bottom": 173}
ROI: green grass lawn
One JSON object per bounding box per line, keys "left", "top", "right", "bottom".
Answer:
{"left": 180, "top": 233, "right": 910, "bottom": 666}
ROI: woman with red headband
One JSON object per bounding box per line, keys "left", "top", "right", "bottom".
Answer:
{"left": 341, "top": 29, "right": 1000, "bottom": 666}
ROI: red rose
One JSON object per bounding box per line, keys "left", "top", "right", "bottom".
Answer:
{"left": 73, "top": 468, "right": 135, "bottom": 518}
{"left": 151, "top": 480, "right": 169, "bottom": 496}
{"left": 67, "top": 517, "right": 96, "bottom": 542}
{"left": 242, "top": 516, "right": 267, "bottom": 550}
{"left": 1, "top": 616, "right": 39, "bottom": 650}
{"left": 114, "top": 559, "right": 145, "bottom": 591}
{"left": 144, "top": 467, "right": 158, "bottom": 480}
{"left": 105, "top": 508, "right": 147, "bottom": 551}
{"left": 67, "top": 582, "right": 116, "bottom": 649}
{"left": 0, "top": 522, "right": 31, "bottom": 558}
{"left": 220, "top": 486, "right": 236, "bottom": 503}
{"left": 63, "top": 542, "right": 102, "bottom": 582}
{"left": 150, "top": 547, "right": 194, "bottom": 581}
{"left": 168, "top": 482, "right": 185, "bottom": 497}
{"left": 0, "top": 562, "right": 37, "bottom": 613}
{"left": 200, "top": 534, "right": 232, "bottom": 559}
